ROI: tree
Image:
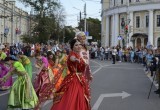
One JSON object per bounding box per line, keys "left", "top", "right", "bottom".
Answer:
{"left": 78, "top": 17, "right": 101, "bottom": 43}
{"left": 63, "top": 26, "right": 75, "bottom": 43}
{"left": 18, "top": 0, "right": 66, "bottom": 43}
{"left": 18, "top": 0, "right": 59, "bottom": 18}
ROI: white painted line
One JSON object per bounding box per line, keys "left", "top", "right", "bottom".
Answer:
{"left": 0, "top": 91, "right": 9, "bottom": 97}
{"left": 92, "top": 67, "right": 102, "bottom": 75}
{"left": 42, "top": 100, "right": 53, "bottom": 107}
{"left": 102, "top": 67, "right": 143, "bottom": 70}
{"left": 92, "top": 91, "right": 131, "bottom": 110}
{"left": 90, "top": 60, "right": 102, "bottom": 67}
{"left": 90, "top": 66, "right": 100, "bottom": 67}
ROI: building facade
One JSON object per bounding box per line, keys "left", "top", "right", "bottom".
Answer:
{"left": 101, "top": 0, "right": 160, "bottom": 48}
{"left": 0, "top": 0, "right": 29, "bottom": 45}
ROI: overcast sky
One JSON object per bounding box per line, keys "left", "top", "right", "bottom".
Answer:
{"left": 16, "top": 0, "right": 101, "bottom": 27}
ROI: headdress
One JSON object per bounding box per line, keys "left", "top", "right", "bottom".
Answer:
{"left": 76, "top": 31, "right": 86, "bottom": 39}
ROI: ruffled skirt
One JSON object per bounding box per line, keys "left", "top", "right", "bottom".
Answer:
{"left": 51, "top": 73, "right": 91, "bottom": 110}
{"left": 8, "top": 74, "right": 38, "bottom": 109}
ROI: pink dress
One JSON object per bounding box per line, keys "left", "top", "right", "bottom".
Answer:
{"left": 34, "top": 56, "right": 54, "bottom": 109}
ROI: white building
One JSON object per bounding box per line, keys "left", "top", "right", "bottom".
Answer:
{"left": 0, "top": 0, "right": 29, "bottom": 45}
{"left": 101, "top": 0, "right": 160, "bottom": 48}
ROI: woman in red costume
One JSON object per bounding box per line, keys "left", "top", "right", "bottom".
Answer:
{"left": 51, "top": 39, "right": 91, "bottom": 110}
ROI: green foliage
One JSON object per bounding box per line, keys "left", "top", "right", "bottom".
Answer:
{"left": 18, "top": 0, "right": 67, "bottom": 43}
{"left": 20, "top": 34, "right": 38, "bottom": 43}
{"left": 63, "top": 26, "right": 75, "bottom": 43}
{"left": 78, "top": 17, "right": 101, "bottom": 42}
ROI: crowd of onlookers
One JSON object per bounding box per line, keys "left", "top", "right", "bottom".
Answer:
{"left": 90, "top": 44, "right": 160, "bottom": 94}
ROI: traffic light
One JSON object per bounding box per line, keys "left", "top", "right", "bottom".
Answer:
{"left": 121, "top": 20, "right": 125, "bottom": 29}
{"left": 125, "top": 25, "right": 128, "bottom": 34}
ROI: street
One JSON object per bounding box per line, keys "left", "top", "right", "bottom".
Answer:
{"left": 0, "top": 59, "right": 160, "bottom": 110}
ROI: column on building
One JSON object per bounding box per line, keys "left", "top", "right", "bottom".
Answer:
{"left": 114, "top": 13, "right": 119, "bottom": 46}
{"left": 141, "top": 38, "right": 144, "bottom": 47}
{"left": 111, "top": 14, "right": 115, "bottom": 46}
{"left": 129, "top": 11, "right": 133, "bottom": 47}
{"left": 101, "top": 17, "right": 105, "bottom": 46}
{"left": 105, "top": 15, "right": 110, "bottom": 46}
{"left": 148, "top": 10, "right": 154, "bottom": 45}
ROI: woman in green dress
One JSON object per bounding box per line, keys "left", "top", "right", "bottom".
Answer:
{"left": 18, "top": 52, "right": 32, "bottom": 80}
{"left": 0, "top": 55, "right": 38, "bottom": 110}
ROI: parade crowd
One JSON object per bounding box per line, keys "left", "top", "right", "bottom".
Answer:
{"left": 0, "top": 32, "right": 92, "bottom": 110}
{"left": 1, "top": 32, "right": 160, "bottom": 110}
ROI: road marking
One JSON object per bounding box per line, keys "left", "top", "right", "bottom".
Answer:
{"left": 103, "top": 67, "right": 143, "bottom": 70}
{"left": 90, "top": 60, "right": 102, "bottom": 67}
{"left": 0, "top": 91, "right": 9, "bottom": 97}
{"left": 42, "top": 100, "right": 53, "bottom": 107}
{"left": 92, "top": 91, "right": 131, "bottom": 110}
{"left": 90, "top": 66, "right": 100, "bottom": 67}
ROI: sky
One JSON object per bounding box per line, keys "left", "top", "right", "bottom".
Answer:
{"left": 15, "top": 0, "right": 101, "bottom": 27}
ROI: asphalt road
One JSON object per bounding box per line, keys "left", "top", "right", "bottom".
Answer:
{"left": 0, "top": 58, "right": 160, "bottom": 110}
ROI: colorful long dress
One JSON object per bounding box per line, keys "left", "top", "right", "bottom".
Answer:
{"left": 0, "top": 52, "right": 12, "bottom": 90}
{"left": 80, "top": 46, "right": 92, "bottom": 82}
{"left": 0, "top": 63, "right": 12, "bottom": 90}
{"left": 7, "top": 61, "right": 38, "bottom": 109}
{"left": 53, "top": 53, "right": 70, "bottom": 91}
{"left": 34, "top": 56, "right": 54, "bottom": 109}
{"left": 19, "top": 55, "right": 32, "bottom": 80}
{"left": 51, "top": 51, "right": 91, "bottom": 110}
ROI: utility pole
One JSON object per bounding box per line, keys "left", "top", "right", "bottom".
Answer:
{"left": 126, "top": 0, "right": 130, "bottom": 48}
{"left": 84, "top": 3, "right": 87, "bottom": 33}
{"left": 11, "top": 1, "right": 14, "bottom": 45}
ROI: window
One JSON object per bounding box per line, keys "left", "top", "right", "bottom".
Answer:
{"left": 136, "top": 16, "right": 140, "bottom": 28}
{"left": 146, "top": 15, "right": 149, "bottom": 27}
{"left": 157, "top": 15, "right": 160, "bottom": 27}
{"left": 136, "top": 0, "right": 139, "bottom": 2}
{"left": 121, "top": 0, "right": 123, "bottom": 4}
{"left": 129, "top": 0, "right": 131, "bottom": 3}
